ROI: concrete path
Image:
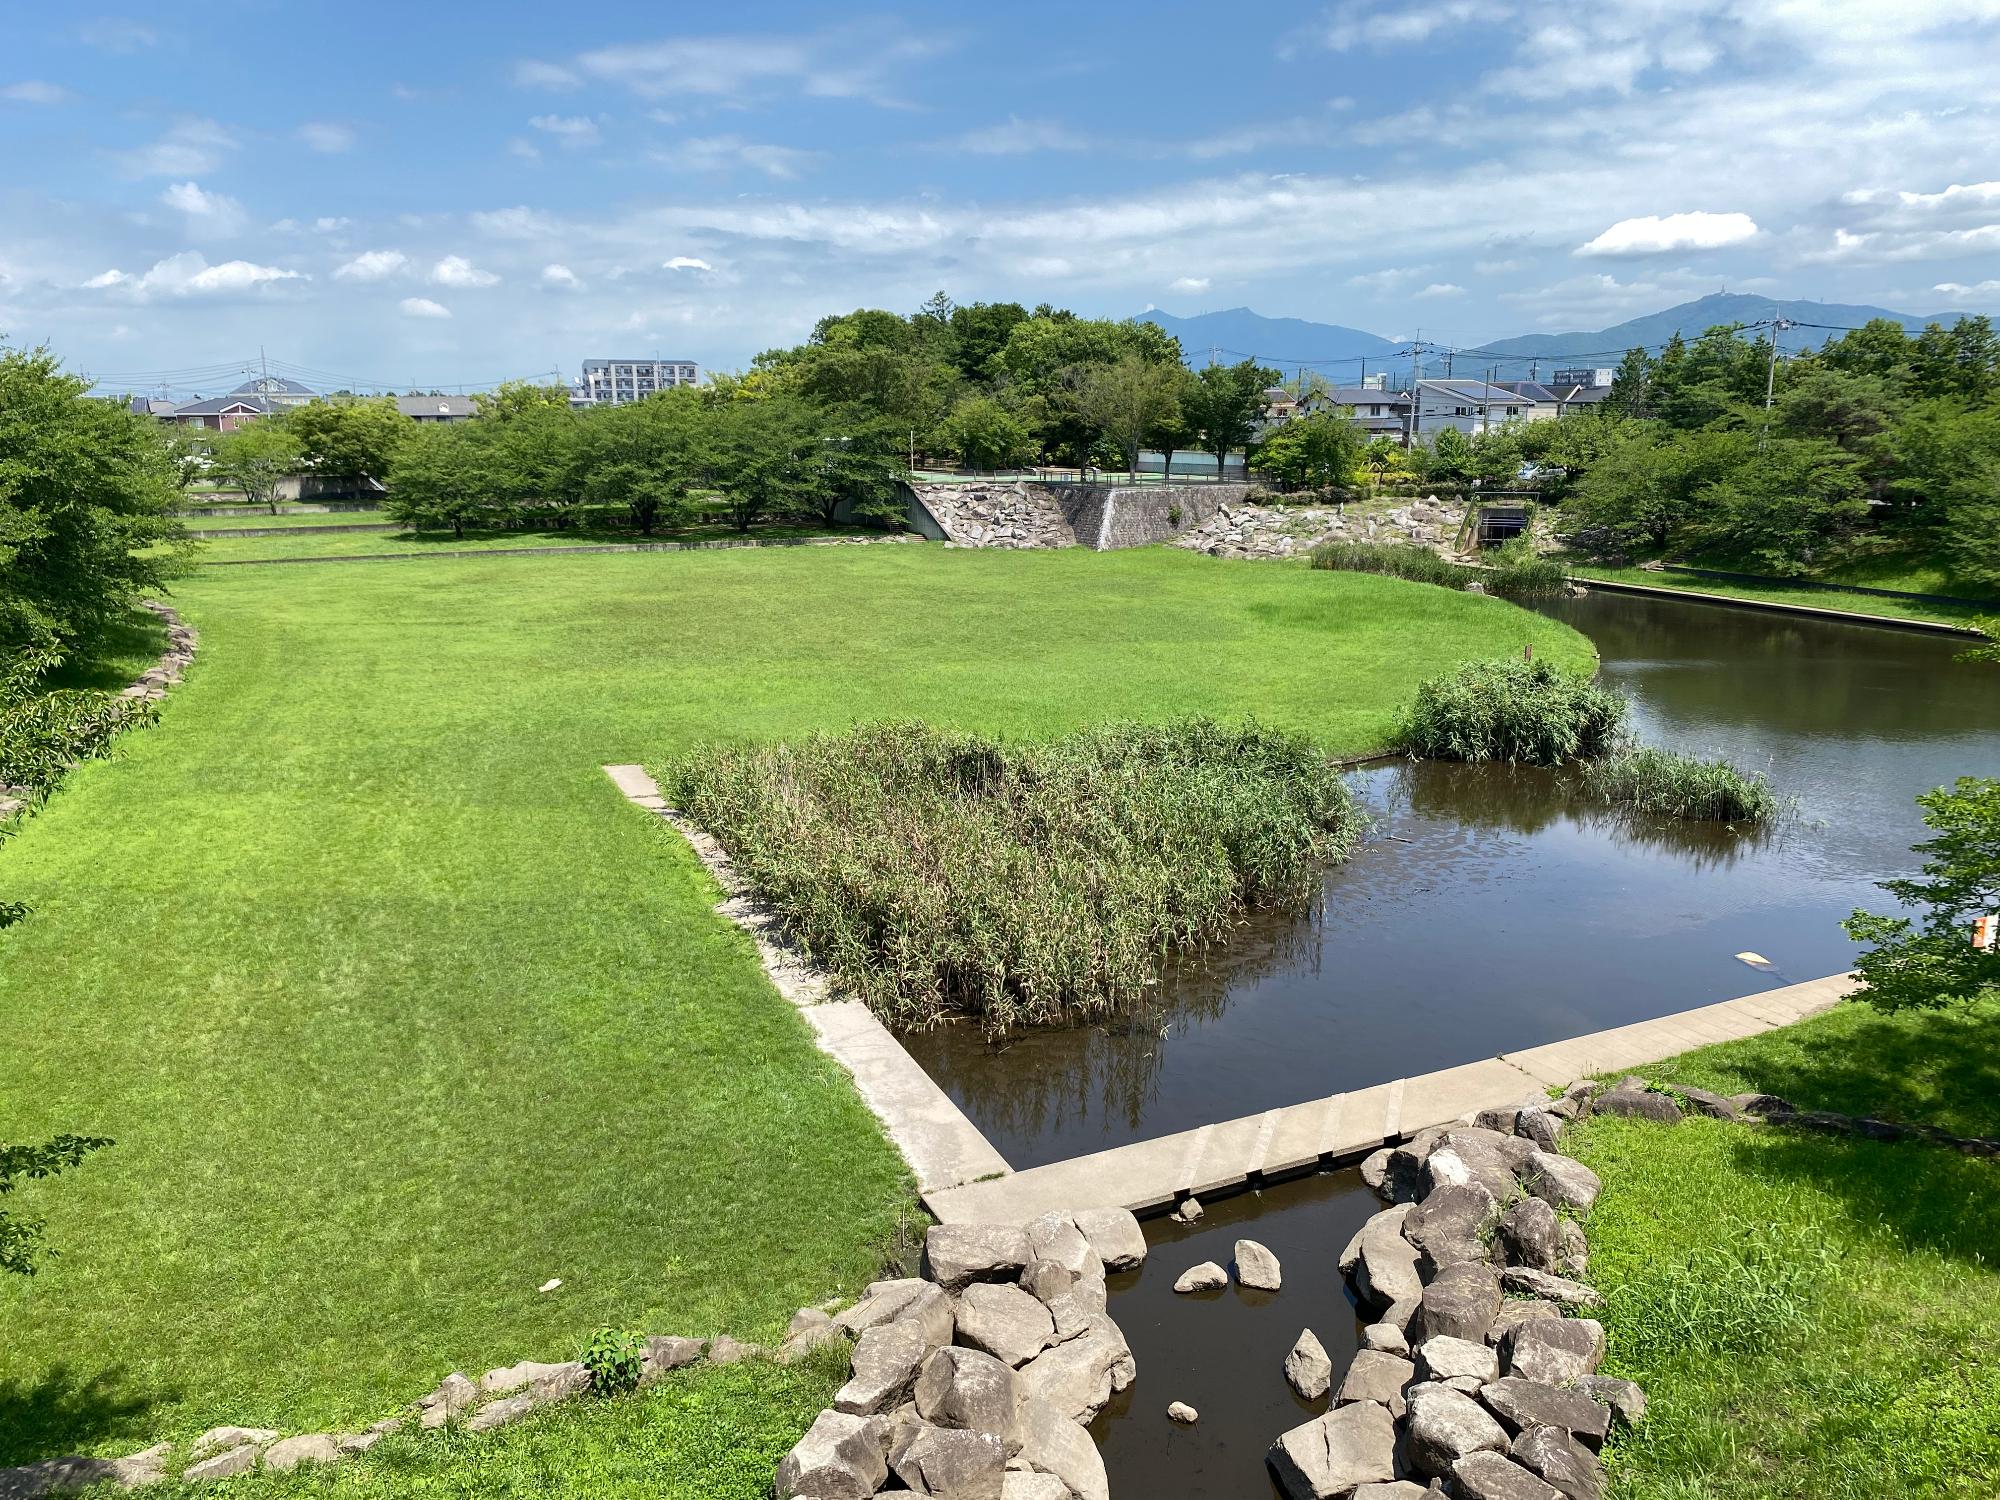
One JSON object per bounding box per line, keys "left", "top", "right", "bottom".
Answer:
{"left": 602, "top": 764, "right": 1010, "bottom": 1196}
{"left": 923, "top": 972, "right": 1855, "bottom": 1224}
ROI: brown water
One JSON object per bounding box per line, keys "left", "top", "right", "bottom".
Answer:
{"left": 902, "top": 591, "right": 2000, "bottom": 1169}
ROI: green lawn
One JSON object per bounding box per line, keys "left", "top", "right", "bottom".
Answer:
{"left": 0, "top": 545, "right": 1591, "bottom": 1481}
{"left": 182, "top": 512, "right": 394, "bottom": 531}
{"left": 1565, "top": 560, "right": 1995, "bottom": 631}
{"left": 187, "top": 523, "right": 854, "bottom": 563}
{"left": 1568, "top": 998, "right": 2000, "bottom": 1499}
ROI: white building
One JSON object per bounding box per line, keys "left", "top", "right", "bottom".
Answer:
{"left": 573, "top": 357, "right": 699, "bottom": 406}
{"left": 1407, "top": 378, "right": 1535, "bottom": 438}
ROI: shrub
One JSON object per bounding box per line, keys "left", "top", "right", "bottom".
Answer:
{"left": 1309, "top": 541, "right": 1472, "bottom": 590}
{"left": 579, "top": 1327, "right": 646, "bottom": 1396}
{"left": 1584, "top": 747, "right": 1779, "bottom": 822}
{"left": 1482, "top": 540, "right": 1572, "bottom": 598}
{"left": 666, "top": 720, "right": 1362, "bottom": 1032}
{"left": 1400, "top": 658, "right": 1626, "bottom": 766}
{"left": 0, "top": 690, "right": 145, "bottom": 806}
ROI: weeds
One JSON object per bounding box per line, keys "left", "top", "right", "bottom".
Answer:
{"left": 1607, "top": 1218, "right": 1834, "bottom": 1364}
{"left": 1399, "top": 658, "right": 1627, "bottom": 766}
{"left": 1482, "top": 540, "right": 1572, "bottom": 599}
{"left": 1309, "top": 541, "right": 1473, "bottom": 590}
{"left": 1583, "top": 747, "right": 1779, "bottom": 822}
{"left": 666, "top": 719, "right": 1362, "bottom": 1032}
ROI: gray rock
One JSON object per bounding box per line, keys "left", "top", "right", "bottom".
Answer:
{"left": 1421, "top": 1261, "right": 1503, "bottom": 1343}
{"left": 927, "top": 1225, "right": 1033, "bottom": 1291}
{"left": 641, "top": 1335, "right": 706, "bottom": 1383}
{"left": 1496, "top": 1197, "right": 1562, "bottom": 1272}
{"left": 1025, "top": 1213, "right": 1097, "bottom": 1279}
{"left": 1512, "top": 1425, "right": 1603, "bottom": 1500}
{"left": 467, "top": 1394, "right": 538, "bottom": 1433}
{"left": 775, "top": 1409, "right": 892, "bottom": 1499}
{"left": 478, "top": 1360, "right": 590, "bottom": 1399}
{"left": 1480, "top": 1378, "right": 1612, "bottom": 1449}
{"left": 890, "top": 1424, "right": 1006, "bottom": 1500}
{"left": 708, "top": 1335, "right": 759, "bottom": 1365}
{"left": 1404, "top": 1382, "right": 1510, "bottom": 1479}
{"left": 1044, "top": 1283, "right": 1104, "bottom": 1343}
{"left": 1284, "top": 1328, "right": 1334, "bottom": 1399}
{"left": 780, "top": 1314, "right": 848, "bottom": 1365}
{"left": 114, "top": 1442, "right": 171, "bottom": 1486}
{"left": 1558, "top": 1219, "right": 1589, "bottom": 1277}
{"left": 190, "top": 1427, "right": 280, "bottom": 1460}
{"left": 1522, "top": 1153, "right": 1602, "bottom": 1214}
{"left": 263, "top": 1434, "right": 341, "bottom": 1471}
{"left": 1451, "top": 1450, "right": 1564, "bottom": 1500}
{"left": 1499, "top": 1267, "right": 1603, "bottom": 1308}
{"left": 1235, "top": 1238, "right": 1283, "bottom": 1291}
{"left": 917, "top": 1347, "right": 1025, "bottom": 1453}
{"left": 1168, "top": 1400, "right": 1199, "bottom": 1424}
{"left": 837, "top": 1320, "right": 933, "bottom": 1415}
{"left": 1514, "top": 1109, "right": 1566, "bottom": 1153}
{"left": 958, "top": 1282, "right": 1058, "bottom": 1368}
{"left": 1379, "top": 1296, "right": 1424, "bottom": 1339}
{"left": 840, "top": 1279, "right": 956, "bottom": 1348}
{"left": 1473, "top": 1102, "right": 1534, "bottom": 1135}
{"left": 1353, "top": 1485, "right": 1437, "bottom": 1499}
{"left": 1729, "top": 1092, "right": 1795, "bottom": 1118}
{"left": 1173, "top": 1260, "right": 1229, "bottom": 1294}
{"left": 1070, "top": 1208, "right": 1146, "bottom": 1272}
{"left": 1574, "top": 1375, "right": 1647, "bottom": 1427}
{"left": 1002, "top": 1473, "right": 1075, "bottom": 1500}
{"left": 1359, "top": 1146, "right": 1397, "bottom": 1200}
{"left": 182, "top": 1445, "right": 262, "bottom": 1483}
{"left": 1016, "top": 1316, "right": 1132, "bottom": 1424}
{"left": 1020, "top": 1258, "right": 1079, "bottom": 1305}
{"left": 1010, "top": 1395, "right": 1107, "bottom": 1500}
{"left": 1375, "top": 1130, "right": 1441, "bottom": 1203}
{"left": 1503, "top": 1319, "right": 1603, "bottom": 1386}
{"left": 0, "top": 1456, "right": 124, "bottom": 1494}
{"left": 1404, "top": 1184, "right": 1496, "bottom": 1275}
{"left": 1333, "top": 1349, "right": 1416, "bottom": 1417}
{"left": 1355, "top": 1207, "right": 1423, "bottom": 1308}
{"left": 1486, "top": 1301, "right": 1561, "bottom": 1346}
{"left": 1361, "top": 1319, "right": 1409, "bottom": 1355}
{"left": 1591, "top": 1084, "right": 1681, "bottom": 1125}
{"left": 1171, "top": 1196, "right": 1205, "bottom": 1223}
{"left": 1671, "top": 1085, "right": 1743, "bottom": 1120}
{"left": 1415, "top": 1335, "right": 1499, "bottom": 1389}
{"left": 1266, "top": 1400, "right": 1398, "bottom": 1499}
{"left": 334, "top": 1431, "right": 381, "bottom": 1454}
{"left": 418, "top": 1372, "right": 476, "bottom": 1429}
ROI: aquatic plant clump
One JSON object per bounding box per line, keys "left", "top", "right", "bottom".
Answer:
{"left": 1400, "top": 657, "right": 1627, "bottom": 766}
{"left": 1584, "top": 746, "right": 1780, "bottom": 822}
{"left": 666, "top": 719, "right": 1362, "bottom": 1032}
{"left": 1481, "top": 543, "right": 1572, "bottom": 599}
{"left": 1309, "top": 540, "right": 1473, "bottom": 590}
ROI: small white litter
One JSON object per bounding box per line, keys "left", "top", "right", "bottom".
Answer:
{"left": 1734, "top": 952, "right": 1775, "bottom": 971}
{"left": 538, "top": 1278, "right": 562, "bottom": 1293}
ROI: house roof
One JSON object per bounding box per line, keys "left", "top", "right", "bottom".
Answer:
{"left": 1416, "top": 378, "right": 1523, "bottom": 402}
{"left": 230, "top": 375, "right": 315, "bottom": 397}
{"left": 1493, "top": 381, "right": 1559, "bottom": 402}
{"left": 1319, "top": 386, "right": 1411, "bottom": 407}
{"left": 1555, "top": 384, "right": 1615, "bottom": 405}
{"left": 172, "top": 394, "right": 276, "bottom": 417}
{"left": 394, "top": 395, "right": 478, "bottom": 418}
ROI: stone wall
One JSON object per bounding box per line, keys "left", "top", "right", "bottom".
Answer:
{"left": 909, "top": 481, "right": 1259, "bottom": 552}
{"left": 1176, "top": 496, "right": 1467, "bottom": 562}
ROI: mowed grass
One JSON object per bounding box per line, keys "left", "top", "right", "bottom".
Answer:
{"left": 189, "top": 523, "right": 855, "bottom": 563}
{"left": 1565, "top": 561, "right": 1993, "bottom": 630}
{"left": 1568, "top": 998, "right": 2000, "bottom": 1499}
{"left": 0, "top": 544, "right": 1592, "bottom": 1474}
{"left": 182, "top": 512, "right": 395, "bottom": 531}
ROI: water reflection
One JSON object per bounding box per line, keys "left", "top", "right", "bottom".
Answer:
{"left": 905, "top": 592, "right": 2000, "bottom": 1169}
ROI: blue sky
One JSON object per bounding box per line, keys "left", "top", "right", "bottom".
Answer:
{"left": 3, "top": 1, "right": 1998, "bottom": 393}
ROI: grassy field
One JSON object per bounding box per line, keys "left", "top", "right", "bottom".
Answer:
{"left": 186, "top": 524, "right": 856, "bottom": 563}
{"left": 0, "top": 544, "right": 1591, "bottom": 1482}
{"left": 182, "top": 512, "right": 397, "bottom": 531}
{"left": 1566, "top": 561, "right": 1995, "bottom": 630}
{"left": 1569, "top": 997, "right": 2000, "bottom": 1499}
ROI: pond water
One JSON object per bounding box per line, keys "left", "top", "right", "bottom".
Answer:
{"left": 902, "top": 591, "right": 2000, "bottom": 1170}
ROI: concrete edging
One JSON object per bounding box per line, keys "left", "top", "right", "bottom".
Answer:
{"left": 1574, "top": 574, "right": 1982, "bottom": 637}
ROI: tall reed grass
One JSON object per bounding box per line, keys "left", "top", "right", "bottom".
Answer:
{"left": 1309, "top": 541, "right": 1473, "bottom": 589}
{"left": 1583, "top": 746, "right": 1779, "bottom": 822}
{"left": 666, "top": 719, "right": 1361, "bottom": 1032}
{"left": 1399, "top": 657, "right": 1626, "bottom": 766}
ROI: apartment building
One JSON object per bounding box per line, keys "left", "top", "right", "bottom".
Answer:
{"left": 572, "top": 357, "right": 700, "bottom": 406}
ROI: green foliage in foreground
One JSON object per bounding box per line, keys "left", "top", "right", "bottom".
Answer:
{"left": 668, "top": 719, "right": 1362, "bottom": 1032}
{"left": 1844, "top": 777, "right": 2000, "bottom": 1011}
{"left": 1400, "top": 657, "right": 1625, "bottom": 766}
{"left": 1583, "top": 746, "right": 1779, "bottom": 822}
{"left": 1310, "top": 540, "right": 1471, "bottom": 589}
{"left": 578, "top": 1329, "right": 646, "bottom": 1398}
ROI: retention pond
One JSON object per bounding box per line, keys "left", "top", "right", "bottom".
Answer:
{"left": 902, "top": 590, "right": 2000, "bottom": 1170}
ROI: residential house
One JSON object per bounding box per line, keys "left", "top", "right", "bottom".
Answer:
{"left": 572, "top": 357, "right": 700, "bottom": 407}
{"left": 394, "top": 395, "right": 477, "bottom": 423}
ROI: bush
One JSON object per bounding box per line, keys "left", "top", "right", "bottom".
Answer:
{"left": 1583, "top": 747, "right": 1778, "bottom": 821}
{"left": 1400, "top": 658, "right": 1626, "bottom": 766}
{"left": 579, "top": 1327, "right": 646, "bottom": 1396}
{"left": 666, "top": 720, "right": 1362, "bottom": 1032}
{"left": 1310, "top": 541, "right": 1472, "bottom": 590}
{"left": 1482, "top": 540, "right": 1572, "bottom": 598}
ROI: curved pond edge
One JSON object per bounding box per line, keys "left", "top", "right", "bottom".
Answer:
{"left": 1573, "top": 574, "right": 1983, "bottom": 637}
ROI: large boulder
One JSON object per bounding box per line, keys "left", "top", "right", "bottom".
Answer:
{"left": 916, "top": 1347, "right": 1025, "bottom": 1454}
{"left": 1404, "top": 1382, "right": 1509, "bottom": 1479}
{"left": 836, "top": 1320, "right": 934, "bottom": 1415}
{"left": 1514, "top": 1108, "right": 1566, "bottom": 1153}
{"left": 641, "top": 1334, "right": 705, "bottom": 1384}
{"left": 262, "top": 1434, "right": 340, "bottom": 1472}
{"left": 838, "top": 1278, "right": 956, "bottom": 1345}
{"left": 1235, "top": 1238, "right": 1283, "bottom": 1291}
{"left": 1496, "top": 1197, "right": 1563, "bottom": 1272}
{"left": 1522, "top": 1154, "right": 1601, "bottom": 1214}
{"left": 1025, "top": 1214, "right": 1097, "bottom": 1278}
{"left": 1480, "top": 1378, "right": 1612, "bottom": 1450}
{"left": 1574, "top": 1375, "right": 1647, "bottom": 1428}
{"left": 1173, "top": 1261, "right": 1229, "bottom": 1294}
{"left": 889, "top": 1424, "right": 1006, "bottom": 1500}
{"left": 1422, "top": 1262, "right": 1503, "bottom": 1343}
{"left": 957, "top": 1282, "right": 1058, "bottom": 1369}
{"left": 927, "top": 1226, "right": 1033, "bottom": 1291}
{"left": 1451, "top": 1450, "right": 1564, "bottom": 1500}
{"left": 1266, "top": 1400, "right": 1398, "bottom": 1499}
{"left": 1486, "top": 1301, "right": 1560, "bottom": 1347}
{"left": 1403, "top": 1184, "right": 1496, "bottom": 1275}
{"left": 1362, "top": 1321, "right": 1410, "bottom": 1356}
{"left": 1414, "top": 1335, "right": 1499, "bottom": 1391}
{"left": 1502, "top": 1319, "right": 1603, "bottom": 1386}
{"left": 1284, "top": 1328, "right": 1333, "bottom": 1400}
{"left": 775, "top": 1410, "right": 892, "bottom": 1499}
{"left": 1670, "top": 1084, "right": 1743, "bottom": 1121}
{"left": 1070, "top": 1208, "right": 1146, "bottom": 1272}
{"left": 1512, "top": 1425, "right": 1604, "bottom": 1500}
{"left": 1354, "top": 1209, "right": 1423, "bottom": 1308}
{"left": 1498, "top": 1267, "right": 1602, "bottom": 1309}
{"left": 1010, "top": 1396, "right": 1107, "bottom": 1500}
{"left": 1015, "top": 1316, "right": 1133, "bottom": 1424}
{"left": 1590, "top": 1083, "right": 1681, "bottom": 1125}
{"left": 1333, "top": 1349, "right": 1416, "bottom": 1417}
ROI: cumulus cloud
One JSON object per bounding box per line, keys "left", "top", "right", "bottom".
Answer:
{"left": 472, "top": 206, "right": 560, "bottom": 239}
{"left": 529, "top": 114, "right": 601, "bottom": 147}
{"left": 2, "top": 81, "right": 73, "bottom": 105}
{"left": 298, "top": 122, "right": 355, "bottom": 153}
{"left": 399, "top": 296, "right": 451, "bottom": 318}
{"left": 663, "top": 256, "right": 713, "bottom": 272}
{"left": 948, "top": 117, "right": 1090, "bottom": 155}
{"left": 541, "top": 263, "right": 581, "bottom": 288}
{"left": 1576, "top": 211, "right": 1757, "bottom": 256}
{"left": 85, "top": 251, "right": 304, "bottom": 298}
{"left": 1934, "top": 279, "right": 2000, "bottom": 299}
{"left": 1169, "top": 276, "right": 1211, "bottom": 293}
{"left": 1414, "top": 282, "right": 1465, "bottom": 298}
{"left": 430, "top": 255, "right": 500, "bottom": 287}
{"left": 334, "top": 249, "right": 409, "bottom": 282}
{"left": 160, "top": 180, "right": 244, "bottom": 234}
{"left": 1348, "top": 266, "right": 1425, "bottom": 292}
{"left": 520, "top": 22, "right": 948, "bottom": 107}
{"left": 123, "top": 118, "right": 235, "bottom": 177}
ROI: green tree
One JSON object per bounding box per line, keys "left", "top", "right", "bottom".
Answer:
{"left": 385, "top": 423, "right": 501, "bottom": 538}
{"left": 582, "top": 395, "right": 700, "bottom": 535}
{"left": 1254, "top": 410, "right": 1365, "bottom": 491}
{"left": 941, "top": 395, "right": 1031, "bottom": 471}
{"left": 2, "top": 1134, "right": 112, "bottom": 1275}
{"left": 210, "top": 419, "right": 304, "bottom": 514}
{"left": 1184, "top": 359, "right": 1277, "bottom": 479}
{"left": 1077, "top": 353, "right": 1185, "bottom": 476}
{"left": 1692, "top": 436, "right": 1866, "bottom": 574}
{"left": 1361, "top": 436, "right": 1402, "bottom": 490}
{"left": 285, "top": 398, "right": 408, "bottom": 489}
{"left": 0, "top": 343, "right": 189, "bottom": 660}
{"left": 473, "top": 380, "right": 573, "bottom": 420}
{"left": 1844, "top": 777, "right": 2000, "bottom": 1011}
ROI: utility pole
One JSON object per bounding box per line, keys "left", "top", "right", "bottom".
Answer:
{"left": 1760, "top": 317, "right": 1796, "bottom": 450}
{"left": 1443, "top": 347, "right": 1455, "bottom": 378}
{"left": 1408, "top": 332, "right": 1423, "bottom": 447}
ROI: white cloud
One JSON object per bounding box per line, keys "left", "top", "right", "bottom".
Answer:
{"left": 663, "top": 256, "right": 713, "bottom": 272}
{"left": 334, "top": 249, "right": 409, "bottom": 282}
{"left": 542, "top": 263, "right": 581, "bottom": 288}
{"left": 298, "top": 122, "right": 355, "bottom": 153}
{"left": 523, "top": 23, "right": 948, "bottom": 107}
{"left": 1934, "top": 279, "right": 2000, "bottom": 299}
{"left": 160, "top": 180, "right": 245, "bottom": 236}
{"left": 1845, "top": 179, "right": 2000, "bottom": 214}
{"left": 948, "top": 117, "right": 1089, "bottom": 155}
{"left": 1169, "top": 276, "right": 1211, "bottom": 294}
{"left": 79, "top": 18, "right": 158, "bottom": 52}
{"left": 660, "top": 135, "right": 817, "bottom": 180}
{"left": 529, "top": 114, "right": 601, "bottom": 147}
{"left": 507, "top": 138, "right": 542, "bottom": 165}
{"left": 430, "top": 254, "right": 500, "bottom": 287}
{"left": 85, "top": 251, "right": 304, "bottom": 299}
{"left": 123, "top": 118, "right": 236, "bottom": 178}
{"left": 1414, "top": 282, "right": 1465, "bottom": 299}
{"left": 1576, "top": 211, "right": 1758, "bottom": 257}
{"left": 2, "top": 81, "right": 73, "bottom": 105}
{"left": 513, "top": 59, "right": 581, "bottom": 89}
{"left": 1299, "top": 1, "right": 1483, "bottom": 53}
{"left": 314, "top": 216, "right": 350, "bottom": 234}
{"left": 399, "top": 296, "right": 452, "bottom": 319}
{"left": 472, "top": 206, "right": 560, "bottom": 239}
{"left": 1347, "top": 266, "right": 1425, "bottom": 292}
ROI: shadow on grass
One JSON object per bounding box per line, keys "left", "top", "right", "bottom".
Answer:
{"left": 0, "top": 1363, "right": 169, "bottom": 1467}
{"left": 39, "top": 608, "right": 168, "bottom": 695}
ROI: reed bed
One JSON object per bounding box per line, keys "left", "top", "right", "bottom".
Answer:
{"left": 1309, "top": 541, "right": 1473, "bottom": 589}
{"left": 1399, "top": 657, "right": 1627, "bottom": 766}
{"left": 1583, "top": 745, "right": 1779, "bottom": 822}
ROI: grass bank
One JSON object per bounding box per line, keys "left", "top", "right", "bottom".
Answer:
{"left": 1566, "top": 560, "right": 1993, "bottom": 631}
{"left": 0, "top": 546, "right": 1591, "bottom": 1474}
{"left": 1568, "top": 996, "right": 2000, "bottom": 1498}
{"left": 184, "top": 522, "right": 858, "bottom": 563}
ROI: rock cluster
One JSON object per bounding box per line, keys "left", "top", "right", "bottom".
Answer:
{"left": 776, "top": 1208, "right": 1145, "bottom": 1500}
{"left": 1270, "top": 1082, "right": 1645, "bottom": 1500}
{"left": 1176, "top": 497, "right": 1465, "bottom": 561}
{"left": 921, "top": 483, "right": 1082, "bottom": 549}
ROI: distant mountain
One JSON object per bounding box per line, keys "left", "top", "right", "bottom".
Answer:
{"left": 1138, "top": 307, "right": 1401, "bottom": 381}
{"left": 1136, "top": 294, "right": 1942, "bottom": 383}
